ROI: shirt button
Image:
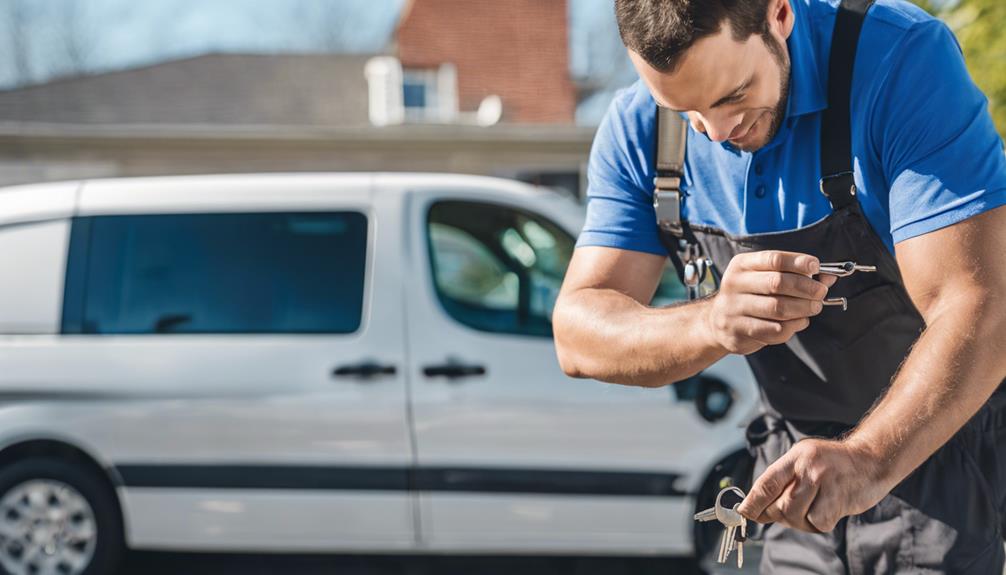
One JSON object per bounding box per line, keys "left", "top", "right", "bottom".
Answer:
{"left": 754, "top": 163, "right": 764, "bottom": 176}
{"left": 755, "top": 185, "right": 767, "bottom": 199}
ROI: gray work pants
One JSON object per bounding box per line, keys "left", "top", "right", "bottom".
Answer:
{"left": 749, "top": 393, "right": 1006, "bottom": 574}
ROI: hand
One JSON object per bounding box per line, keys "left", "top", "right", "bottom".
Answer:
{"left": 703, "top": 251, "right": 837, "bottom": 355}
{"left": 736, "top": 438, "right": 895, "bottom": 533}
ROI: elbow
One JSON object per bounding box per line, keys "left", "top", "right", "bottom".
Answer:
{"left": 555, "top": 345, "right": 588, "bottom": 379}
{"left": 552, "top": 304, "right": 588, "bottom": 379}
{"left": 554, "top": 328, "right": 602, "bottom": 380}
{"left": 551, "top": 291, "right": 668, "bottom": 387}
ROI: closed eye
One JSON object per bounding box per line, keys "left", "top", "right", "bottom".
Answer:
{"left": 710, "top": 76, "right": 754, "bottom": 109}
{"left": 721, "top": 93, "right": 746, "bottom": 106}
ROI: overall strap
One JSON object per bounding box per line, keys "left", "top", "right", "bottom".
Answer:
{"left": 654, "top": 106, "right": 688, "bottom": 238}
{"left": 819, "top": 0, "right": 874, "bottom": 209}
{"left": 653, "top": 106, "right": 698, "bottom": 278}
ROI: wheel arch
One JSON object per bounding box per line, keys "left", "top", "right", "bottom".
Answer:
{"left": 0, "top": 435, "right": 128, "bottom": 541}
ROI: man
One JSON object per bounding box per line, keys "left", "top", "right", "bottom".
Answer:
{"left": 552, "top": 0, "right": 1006, "bottom": 572}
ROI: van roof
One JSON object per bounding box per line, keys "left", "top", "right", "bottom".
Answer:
{"left": 0, "top": 172, "right": 576, "bottom": 225}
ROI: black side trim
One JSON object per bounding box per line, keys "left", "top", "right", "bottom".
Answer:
{"left": 115, "top": 465, "right": 687, "bottom": 497}
{"left": 414, "top": 467, "right": 686, "bottom": 497}
{"left": 117, "top": 465, "right": 410, "bottom": 491}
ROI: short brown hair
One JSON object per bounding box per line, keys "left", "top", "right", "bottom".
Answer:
{"left": 615, "top": 0, "right": 773, "bottom": 73}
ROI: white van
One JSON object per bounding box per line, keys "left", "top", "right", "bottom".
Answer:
{"left": 0, "top": 173, "right": 757, "bottom": 575}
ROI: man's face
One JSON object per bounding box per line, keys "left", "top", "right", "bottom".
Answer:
{"left": 630, "top": 22, "right": 791, "bottom": 153}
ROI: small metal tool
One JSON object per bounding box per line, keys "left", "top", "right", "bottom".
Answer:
{"left": 818, "top": 261, "right": 877, "bottom": 277}
{"left": 818, "top": 261, "right": 877, "bottom": 311}
{"left": 822, "top": 298, "right": 848, "bottom": 311}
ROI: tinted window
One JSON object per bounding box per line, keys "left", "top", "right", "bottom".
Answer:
{"left": 64, "top": 212, "right": 367, "bottom": 335}
{"left": 427, "top": 201, "right": 573, "bottom": 337}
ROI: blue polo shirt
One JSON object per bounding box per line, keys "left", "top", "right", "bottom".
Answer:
{"left": 576, "top": 0, "right": 1006, "bottom": 256}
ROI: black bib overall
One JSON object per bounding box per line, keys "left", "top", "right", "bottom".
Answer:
{"left": 654, "top": 1, "right": 1006, "bottom": 571}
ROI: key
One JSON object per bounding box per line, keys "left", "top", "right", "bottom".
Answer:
{"left": 718, "top": 503, "right": 747, "bottom": 567}
{"left": 694, "top": 489, "right": 746, "bottom": 524}
{"left": 819, "top": 261, "right": 877, "bottom": 277}
{"left": 695, "top": 486, "right": 748, "bottom": 568}
{"left": 719, "top": 522, "right": 735, "bottom": 564}
{"left": 693, "top": 506, "right": 719, "bottom": 522}
{"left": 734, "top": 512, "right": 747, "bottom": 568}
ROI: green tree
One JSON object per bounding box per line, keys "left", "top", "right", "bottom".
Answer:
{"left": 941, "top": 0, "right": 1006, "bottom": 138}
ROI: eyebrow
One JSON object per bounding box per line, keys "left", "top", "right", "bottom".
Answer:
{"left": 709, "top": 75, "right": 754, "bottom": 109}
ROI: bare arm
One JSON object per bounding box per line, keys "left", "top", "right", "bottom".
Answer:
{"left": 848, "top": 205, "right": 1006, "bottom": 486}
{"left": 552, "top": 246, "right": 723, "bottom": 387}
{"left": 739, "top": 205, "right": 1006, "bottom": 532}
{"left": 553, "top": 245, "right": 832, "bottom": 388}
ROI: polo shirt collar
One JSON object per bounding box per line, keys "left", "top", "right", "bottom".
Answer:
{"left": 785, "top": 0, "right": 826, "bottom": 119}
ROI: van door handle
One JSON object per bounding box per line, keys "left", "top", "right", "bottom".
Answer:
{"left": 332, "top": 361, "right": 397, "bottom": 380}
{"left": 423, "top": 363, "right": 486, "bottom": 379}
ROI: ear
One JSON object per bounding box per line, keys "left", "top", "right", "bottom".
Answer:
{"left": 768, "top": 0, "right": 796, "bottom": 41}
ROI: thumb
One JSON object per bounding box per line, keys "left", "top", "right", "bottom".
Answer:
{"left": 737, "top": 452, "right": 796, "bottom": 521}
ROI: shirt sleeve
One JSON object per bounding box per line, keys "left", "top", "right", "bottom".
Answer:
{"left": 575, "top": 87, "right": 668, "bottom": 256}
{"left": 871, "top": 20, "right": 1006, "bottom": 245}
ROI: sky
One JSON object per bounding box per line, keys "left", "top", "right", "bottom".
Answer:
{"left": 0, "top": 0, "right": 638, "bottom": 124}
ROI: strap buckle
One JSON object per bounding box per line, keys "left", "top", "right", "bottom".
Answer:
{"left": 819, "top": 171, "right": 857, "bottom": 210}
{"left": 818, "top": 171, "right": 855, "bottom": 196}
{"left": 653, "top": 181, "right": 683, "bottom": 236}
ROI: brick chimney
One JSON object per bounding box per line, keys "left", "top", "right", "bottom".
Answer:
{"left": 395, "top": 0, "right": 575, "bottom": 124}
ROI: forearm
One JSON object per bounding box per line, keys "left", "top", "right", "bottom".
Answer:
{"left": 553, "top": 287, "right": 726, "bottom": 387}
{"left": 845, "top": 290, "right": 1006, "bottom": 486}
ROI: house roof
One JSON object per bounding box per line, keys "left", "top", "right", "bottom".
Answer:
{"left": 0, "top": 53, "right": 373, "bottom": 126}
{"left": 395, "top": 0, "right": 575, "bottom": 124}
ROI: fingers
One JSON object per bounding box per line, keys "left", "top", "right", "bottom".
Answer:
{"left": 737, "top": 451, "right": 797, "bottom": 521}
{"left": 714, "top": 316, "right": 810, "bottom": 347}
{"left": 752, "top": 318, "right": 812, "bottom": 347}
{"left": 742, "top": 295, "right": 824, "bottom": 321}
{"left": 731, "top": 271, "right": 831, "bottom": 301}
{"left": 734, "top": 251, "right": 819, "bottom": 276}
{"left": 761, "top": 475, "right": 821, "bottom": 532}
{"left": 710, "top": 251, "right": 832, "bottom": 354}
{"left": 817, "top": 274, "right": 839, "bottom": 288}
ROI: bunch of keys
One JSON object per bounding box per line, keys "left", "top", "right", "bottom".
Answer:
{"left": 818, "top": 261, "right": 877, "bottom": 311}
{"left": 694, "top": 486, "right": 748, "bottom": 568}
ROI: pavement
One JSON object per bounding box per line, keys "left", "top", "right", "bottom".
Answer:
{"left": 120, "top": 536, "right": 768, "bottom": 574}
{"left": 121, "top": 553, "right": 708, "bottom": 575}
{"left": 701, "top": 541, "right": 763, "bottom": 574}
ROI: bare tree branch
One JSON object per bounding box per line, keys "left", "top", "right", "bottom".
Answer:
{"left": 48, "top": 0, "right": 97, "bottom": 78}
{"left": 4, "top": 0, "right": 33, "bottom": 85}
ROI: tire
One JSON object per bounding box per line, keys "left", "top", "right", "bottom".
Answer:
{"left": 0, "top": 457, "right": 123, "bottom": 575}
{"left": 693, "top": 449, "right": 753, "bottom": 568}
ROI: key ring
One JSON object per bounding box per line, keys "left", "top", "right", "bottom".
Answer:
{"left": 715, "top": 486, "right": 747, "bottom": 517}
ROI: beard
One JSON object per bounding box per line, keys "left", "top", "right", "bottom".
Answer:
{"left": 736, "top": 32, "right": 791, "bottom": 152}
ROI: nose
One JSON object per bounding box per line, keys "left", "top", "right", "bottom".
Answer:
{"left": 694, "top": 111, "right": 744, "bottom": 143}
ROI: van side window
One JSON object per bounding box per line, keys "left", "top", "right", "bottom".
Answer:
{"left": 426, "top": 201, "right": 574, "bottom": 338}
{"left": 62, "top": 212, "right": 368, "bottom": 335}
